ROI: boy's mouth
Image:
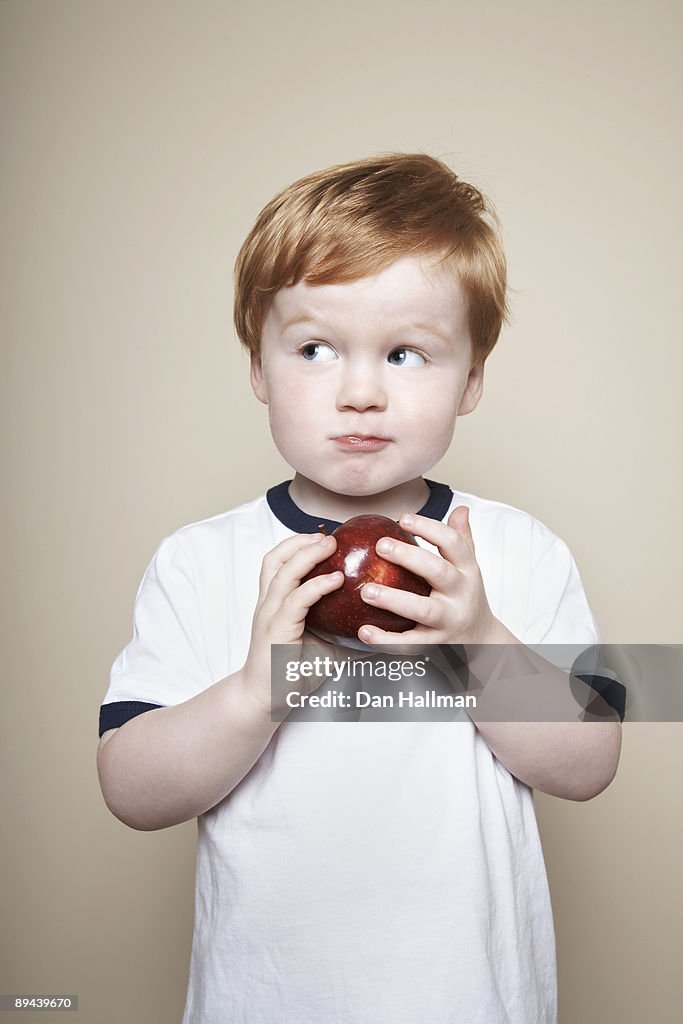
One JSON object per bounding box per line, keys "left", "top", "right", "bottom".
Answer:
{"left": 332, "top": 435, "right": 391, "bottom": 452}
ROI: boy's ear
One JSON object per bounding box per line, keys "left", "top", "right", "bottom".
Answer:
{"left": 458, "top": 361, "right": 484, "bottom": 416}
{"left": 250, "top": 353, "right": 268, "bottom": 405}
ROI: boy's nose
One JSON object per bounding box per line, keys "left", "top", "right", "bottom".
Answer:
{"left": 335, "top": 366, "right": 388, "bottom": 412}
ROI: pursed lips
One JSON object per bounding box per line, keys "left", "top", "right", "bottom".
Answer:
{"left": 332, "top": 434, "right": 392, "bottom": 451}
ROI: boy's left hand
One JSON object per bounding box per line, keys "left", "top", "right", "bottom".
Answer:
{"left": 357, "top": 506, "right": 506, "bottom": 647}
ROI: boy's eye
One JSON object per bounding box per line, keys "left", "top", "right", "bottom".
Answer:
{"left": 387, "top": 347, "right": 426, "bottom": 367}
{"left": 300, "top": 342, "right": 337, "bottom": 362}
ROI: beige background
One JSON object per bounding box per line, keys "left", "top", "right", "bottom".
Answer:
{"left": 1, "top": 1, "right": 681, "bottom": 1021}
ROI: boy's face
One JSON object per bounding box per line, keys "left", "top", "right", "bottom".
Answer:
{"left": 251, "top": 254, "right": 483, "bottom": 506}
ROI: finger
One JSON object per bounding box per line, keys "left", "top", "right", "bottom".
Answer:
{"left": 446, "top": 506, "right": 475, "bottom": 553}
{"left": 262, "top": 534, "right": 337, "bottom": 607}
{"left": 398, "top": 511, "right": 477, "bottom": 572}
{"left": 357, "top": 622, "right": 428, "bottom": 648}
{"left": 373, "top": 535, "right": 457, "bottom": 592}
{"left": 259, "top": 532, "right": 330, "bottom": 591}
{"left": 261, "top": 571, "right": 344, "bottom": 648}
{"left": 360, "top": 580, "right": 443, "bottom": 630}
{"left": 283, "top": 570, "right": 345, "bottom": 623}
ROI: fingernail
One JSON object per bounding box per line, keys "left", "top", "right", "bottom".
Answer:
{"left": 401, "top": 513, "right": 415, "bottom": 527}
{"left": 377, "top": 538, "right": 393, "bottom": 555}
{"left": 363, "top": 583, "right": 379, "bottom": 600}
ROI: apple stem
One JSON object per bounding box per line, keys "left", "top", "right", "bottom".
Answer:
{"left": 318, "top": 523, "right": 328, "bottom": 536}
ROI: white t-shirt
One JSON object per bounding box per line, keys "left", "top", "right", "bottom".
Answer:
{"left": 101, "top": 480, "right": 601, "bottom": 1024}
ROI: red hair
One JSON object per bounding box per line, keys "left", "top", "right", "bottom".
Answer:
{"left": 234, "top": 152, "right": 508, "bottom": 364}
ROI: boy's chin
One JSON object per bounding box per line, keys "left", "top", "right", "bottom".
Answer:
{"left": 292, "top": 472, "right": 433, "bottom": 508}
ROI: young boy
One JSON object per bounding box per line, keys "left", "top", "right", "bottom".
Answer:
{"left": 97, "top": 153, "right": 623, "bottom": 1024}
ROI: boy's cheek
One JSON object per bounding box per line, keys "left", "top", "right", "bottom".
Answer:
{"left": 269, "top": 378, "right": 329, "bottom": 420}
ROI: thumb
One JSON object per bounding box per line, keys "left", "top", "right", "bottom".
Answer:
{"left": 447, "top": 505, "right": 475, "bottom": 552}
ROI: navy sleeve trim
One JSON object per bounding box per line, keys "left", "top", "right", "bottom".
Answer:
{"left": 99, "top": 700, "right": 164, "bottom": 736}
{"left": 574, "top": 674, "right": 626, "bottom": 722}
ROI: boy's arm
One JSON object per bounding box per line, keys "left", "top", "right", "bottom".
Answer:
{"left": 97, "top": 531, "right": 342, "bottom": 831}
{"left": 97, "top": 669, "right": 278, "bottom": 830}
{"left": 473, "top": 722, "right": 620, "bottom": 801}
{"left": 356, "top": 508, "right": 622, "bottom": 802}
{"left": 461, "top": 629, "right": 622, "bottom": 801}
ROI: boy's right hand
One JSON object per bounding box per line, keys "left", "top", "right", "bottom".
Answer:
{"left": 241, "top": 532, "right": 344, "bottom": 715}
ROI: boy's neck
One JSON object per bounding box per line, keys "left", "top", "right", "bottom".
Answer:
{"left": 288, "top": 474, "right": 431, "bottom": 523}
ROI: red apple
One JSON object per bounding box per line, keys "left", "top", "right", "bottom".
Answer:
{"left": 304, "top": 514, "right": 431, "bottom": 640}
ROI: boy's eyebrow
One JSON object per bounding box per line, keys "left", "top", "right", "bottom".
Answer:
{"left": 410, "top": 322, "right": 453, "bottom": 344}
{"left": 280, "top": 314, "right": 330, "bottom": 333}
{"left": 280, "top": 313, "right": 452, "bottom": 344}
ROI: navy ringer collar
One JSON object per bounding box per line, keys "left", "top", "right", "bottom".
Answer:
{"left": 266, "top": 479, "right": 453, "bottom": 534}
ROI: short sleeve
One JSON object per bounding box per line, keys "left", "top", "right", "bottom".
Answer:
{"left": 525, "top": 530, "right": 626, "bottom": 720}
{"left": 525, "top": 532, "right": 599, "bottom": 646}
{"left": 99, "top": 534, "right": 213, "bottom": 736}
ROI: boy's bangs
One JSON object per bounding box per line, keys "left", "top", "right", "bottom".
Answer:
{"left": 296, "top": 233, "right": 456, "bottom": 288}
